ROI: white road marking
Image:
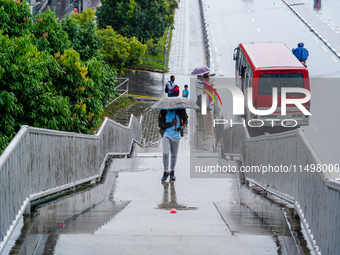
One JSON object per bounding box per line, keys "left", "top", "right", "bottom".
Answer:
{"left": 257, "top": 28, "right": 261, "bottom": 32}
{"left": 331, "top": 56, "right": 339, "bottom": 63}
{"left": 251, "top": 18, "right": 255, "bottom": 22}
{"left": 322, "top": 46, "right": 328, "bottom": 52}
{"left": 214, "top": 47, "right": 218, "bottom": 53}
{"left": 216, "top": 57, "right": 220, "bottom": 63}
{"left": 313, "top": 37, "right": 319, "bottom": 43}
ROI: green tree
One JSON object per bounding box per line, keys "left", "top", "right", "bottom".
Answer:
{"left": 69, "top": 8, "right": 96, "bottom": 24}
{"left": 0, "top": 0, "right": 32, "bottom": 37}
{"left": 0, "top": 2, "right": 141, "bottom": 154}
{"left": 0, "top": 33, "right": 75, "bottom": 151}
{"left": 31, "top": 9, "right": 70, "bottom": 54}
{"left": 96, "top": 0, "right": 135, "bottom": 35}
{"left": 96, "top": 0, "right": 177, "bottom": 43}
{"left": 97, "top": 26, "right": 146, "bottom": 74}
{"left": 86, "top": 58, "right": 117, "bottom": 107}
{"left": 50, "top": 49, "right": 108, "bottom": 132}
{"left": 61, "top": 16, "right": 101, "bottom": 61}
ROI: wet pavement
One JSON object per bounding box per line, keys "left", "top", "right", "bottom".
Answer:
{"left": 37, "top": 133, "right": 280, "bottom": 254}
{"left": 25, "top": 105, "right": 305, "bottom": 254}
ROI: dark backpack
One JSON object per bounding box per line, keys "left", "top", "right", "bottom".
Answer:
{"left": 165, "top": 82, "right": 169, "bottom": 93}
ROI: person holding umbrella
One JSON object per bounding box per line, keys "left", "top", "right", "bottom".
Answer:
{"left": 191, "top": 67, "right": 214, "bottom": 110}
{"left": 151, "top": 97, "right": 199, "bottom": 182}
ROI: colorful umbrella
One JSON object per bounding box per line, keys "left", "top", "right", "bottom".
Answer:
{"left": 191, "top": 66, "right": 210, "bottom": 75}
{"left": 150, "top": 97, "right": 200, "bottom": 110}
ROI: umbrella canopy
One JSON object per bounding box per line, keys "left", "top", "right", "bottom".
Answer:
{"left": 150, "top": 97, "right": 200, "bottom": 110}
{"left": 191, "top": 66, "right": 210, "bottom": 76}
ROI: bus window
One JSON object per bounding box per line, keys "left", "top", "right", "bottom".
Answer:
{"left": 258, "top": 73, "right": 304, "bottom": 95}
{"left": 233, "top": 47, "right": 239, "bottom": 61}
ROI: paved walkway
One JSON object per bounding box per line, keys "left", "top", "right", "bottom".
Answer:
{"left": 49, "top": 126, "right": 279, "bottom": 254}
{"left": 282, "top": 0, "right": 340, "bottom": 58}
{"left": 168, "top": 0, "right": 207, "bottom": 75}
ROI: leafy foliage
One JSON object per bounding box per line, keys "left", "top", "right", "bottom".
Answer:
{"left": 31, "top": 10, "right": 70, "bottom": 54}
{"left": 0, "top": 0, "right": 32, "bottom": 37}
{"left": 96, "top": 0, "right": 178, "bottom": 43}
{"left": 61, "top": 17, "right": 101, "bottom": 61}
{"left": 0, "top": 2, "right": 149, "bottom": 154}
{"left": 98, "top": 26, "right": 146, "bottom": 74}
{"left": 0, "top": 33, "right": 74, "bottom": 150}
{"left": 69, "top": 8, "right": 96, "bottom": 24}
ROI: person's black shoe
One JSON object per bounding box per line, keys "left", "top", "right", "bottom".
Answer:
{"left": 161, "top": 171, "right": 169, "bottom": 182}
{"left": 170, "top": 171, "right": 176, "bottom": 181}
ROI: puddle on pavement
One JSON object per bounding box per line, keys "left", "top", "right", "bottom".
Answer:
{"left": 9, "top": 187, "right": 130, "bottom": 254}
{"left": 122, "top": 70, "right": 166, "bottom": 98}
{"left": 6, "top": 157, "right": 133, "bottom": 254}
{"left": 157, "top": 182, "right": 198, "bottom": 211}
{"left": 33, "top": 200, "right": 130, "bottom": 254}
{"left": 227, "top": 178, "right": 312, "bottom": 255}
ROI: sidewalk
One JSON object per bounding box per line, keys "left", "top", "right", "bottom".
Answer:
{"left": 48, "top": 137, "right": 279, "bottom": 254}
{"left": 168, "top": 0, "right": 207, "bottom": 75}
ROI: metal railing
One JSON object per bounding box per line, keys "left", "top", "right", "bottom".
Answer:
{"left": 140, "top": 26, "right": 171, "bottom": 71}
{"left": 220, "top": 125, "right": 340, "bottom": 255}
{"left": 0, "top": 115, "right": 142, "bottom": 254}
{"left": 105, "top": 78, "right": 129, "bottom": 107}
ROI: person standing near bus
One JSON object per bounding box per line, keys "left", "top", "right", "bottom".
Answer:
{"left": 292, "top": 42, "right": 309, "bottom": 66}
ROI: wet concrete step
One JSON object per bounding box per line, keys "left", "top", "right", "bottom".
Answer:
{"left": 96, "top": 201, "right": 229, "bottom": 236}
{"left": 51, "top": 234, "right": 277, "bottom": 255}
{"left": 41, "top": 148, "right": 280, "bottom": 254}
{"left": 46, "top": 201, "right": 131, "bottom": 235}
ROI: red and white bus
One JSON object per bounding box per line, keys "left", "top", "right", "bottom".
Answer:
{"left": 233, "top": 42, "right": 310, "bottom": 127}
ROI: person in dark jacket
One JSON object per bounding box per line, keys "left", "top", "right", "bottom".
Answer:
{"left": 158, "top": 109, "right": 188, "bottom": 182}
{"left": 292, "top": 42, "right": 309, "bottom": 66}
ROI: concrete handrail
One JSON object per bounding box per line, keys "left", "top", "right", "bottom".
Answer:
{"left": 221, "top": 124, "right": 340, "bottom": 255}
{"left": 0, "top": 114, "right": 142, "bottom": 254}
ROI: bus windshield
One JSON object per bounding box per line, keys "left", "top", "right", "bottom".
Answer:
{"left": 258, "top": 73, "right": 305, "bottom": 95}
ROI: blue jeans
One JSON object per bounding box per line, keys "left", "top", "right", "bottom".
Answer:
{"left": 168, "top": 93, "right": 174, "bottom": 97}
{"left": 162, "top": 137, "right": 181, "bottom": 172}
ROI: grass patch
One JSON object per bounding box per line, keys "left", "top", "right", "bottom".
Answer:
{"left": 132, "top": 28, "right": 173, "bottom": 72}
{"left": 100, "top": 96, "right": 137, "bottom": 123}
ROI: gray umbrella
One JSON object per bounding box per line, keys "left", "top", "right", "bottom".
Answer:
{"left": 191, "top": 66, "right": 210, "bottom": 75}
{"left": 150, "top": 97, "right": 200, "bottom": 110}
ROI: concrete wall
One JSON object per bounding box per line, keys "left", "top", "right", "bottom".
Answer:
{"left": 0, "top": 116, "right": 142, "bottom": 253}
